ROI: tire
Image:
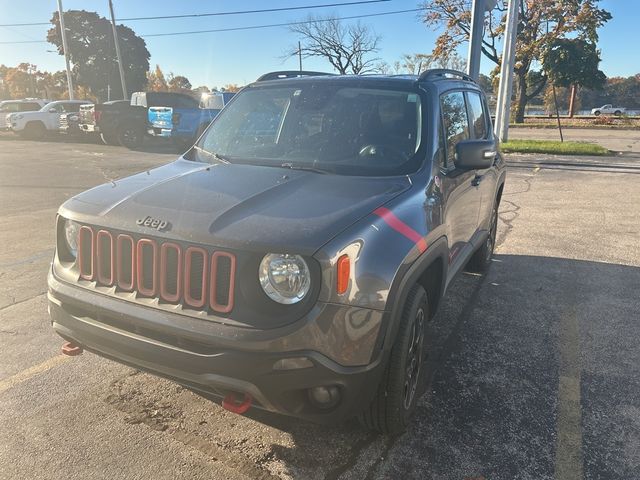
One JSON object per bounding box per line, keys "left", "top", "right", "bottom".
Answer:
{"left": 467, "top": 201, "right": 498, "bottom": 273}
{"left": 359, "top": 284, "right": 428, "bottom": 435}
{"left": 22, "top": 122, "right": 46, "bottom": 140}
{"left": 100, "top": 132, "right": 120, "bottom": 146}
{"left": 117, "top": 124, "right": 144, "bottom": 149}
{"left": 593, "top": 111, "right": 601, "bottom": 116}
{"left": 614, "top": 110, "right": 622, "bottom": 116}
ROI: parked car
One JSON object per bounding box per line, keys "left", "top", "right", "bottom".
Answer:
{"left": 8, "top": 100, "right": 91, "bottom": 139}
{"left": 0, "top": 98, "right": 48, "bottom": 130}
{"left": 59, "top": 111, "right": 82, "bottom": 136}
{"left": 591, "top": 104, "right": 626, "bottom": 116}
{"left": 199, "top": 91, "right": 236, "bottom": 110}
{"left": 141, "top": 91, "right": 221, "bottom": 147}
{"left": 78, "top": 100, "right": 131, "bottom": 145}
{"left": 48, "top": 69, "right": 505, "bottom": 435}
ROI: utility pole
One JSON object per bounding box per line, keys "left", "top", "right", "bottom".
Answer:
{"left": 108, "top": 0, "right": 128, "bottom": 100}
{"left": 466, "top": 0, "right": 484, "bottom": 80}
{"left": 494, "top": 0, "right": 519, "bottom": 142}
{"left": 298, "top": 41, "right": 303, "bottom": 72}
{"left": 56, "top": 0, "right": 74, "bottom": 100}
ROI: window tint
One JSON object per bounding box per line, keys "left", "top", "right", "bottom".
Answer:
{"left": 467, "top": 91, "right": 487, "bottom": 139}
{"left": 64, "top": 103, "right": 82, "bottom": 112}
{"left": 20, "top": 103, "right": 41, "bottom": 111}
{"left": 440, "top": 91, "right": 470, "bottom": 165}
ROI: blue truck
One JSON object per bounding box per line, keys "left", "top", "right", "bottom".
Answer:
{"left": 144, "top": 92, "right": 235, "bottom": 147}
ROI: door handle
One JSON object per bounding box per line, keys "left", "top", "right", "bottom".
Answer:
{"left": 471, "top": 174, "right": 483, "bottom": 186}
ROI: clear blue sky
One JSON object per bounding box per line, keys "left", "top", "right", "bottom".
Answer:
{"left": 0, "top": 0, "right": 637, "bottom": 88}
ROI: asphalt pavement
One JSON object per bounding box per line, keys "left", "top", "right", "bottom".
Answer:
{"left": 0, "top": 133, "right": 639, "bottom": 479}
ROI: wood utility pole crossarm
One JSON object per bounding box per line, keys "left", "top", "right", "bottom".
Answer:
{"left": 108, "top": 0, "right": 128, "bottom": 100}
{"left": 56, "top": 0, "right": 74, "bottom": 100}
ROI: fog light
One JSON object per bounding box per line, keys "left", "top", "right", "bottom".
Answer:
{"left": 308, "top": 385, "right": 341, "bottom": 409}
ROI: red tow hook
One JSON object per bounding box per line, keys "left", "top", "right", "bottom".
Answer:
{"left": 61, "top": 341, "right": 83, "bottom": 356}
{"left": 222, "top": 392, "right": 252, "bottom": 414}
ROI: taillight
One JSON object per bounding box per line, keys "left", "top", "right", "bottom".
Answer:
{"left": 94, "top": 110, "right": 102, "bottom": 123}
{"left": 336, "top": 254, "right": 350, "bottom": 294}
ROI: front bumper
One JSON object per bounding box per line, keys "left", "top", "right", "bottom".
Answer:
{"left": 47, "top": 270, "right": 386, "bottom": 423}
{"left": 147, "top": 127, "right": 172, "bottom": 137}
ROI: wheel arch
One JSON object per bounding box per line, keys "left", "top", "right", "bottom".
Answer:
{"left": 379, "top": 235, "right": 449, "bottom": 355}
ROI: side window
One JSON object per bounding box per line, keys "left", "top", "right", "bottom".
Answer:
{"left": 21, "top": 103, "right": 41, "bottom": 111}
{"left": 466, "top": 91, "right": 488, "bottom": 139}
{"left": 64, "top": 103, "right": 82, "bottom": 112}
{"left": 1, "top": 103, "right": 20, "bottom": 112}
{"left": 440, "top": 91, "right": 470, "bottom": 166}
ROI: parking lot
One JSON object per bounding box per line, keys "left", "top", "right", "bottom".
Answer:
{"left": 1, "top": 133, "right": 639, "bottom": 479}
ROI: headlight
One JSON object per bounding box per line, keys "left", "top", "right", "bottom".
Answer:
{"left": 63, "top": 219, "right": 80, "bottom": 258}
{"left": 259, "top": 254, "right": 310, "bottom": 304}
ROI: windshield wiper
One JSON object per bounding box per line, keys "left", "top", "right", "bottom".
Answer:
{"left": 280, "top": 162, "right": 329, "bottom": 174}
{"left": 193, "top": 145, "right": 230, "bottom": 164}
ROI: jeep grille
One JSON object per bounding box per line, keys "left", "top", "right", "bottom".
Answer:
{"left": 76, "top": 227, "right": 236, "bottom": 313}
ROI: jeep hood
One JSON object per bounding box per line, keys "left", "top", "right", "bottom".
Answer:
{"left": 61, "top": 158, "right": 411, "bottom": 254}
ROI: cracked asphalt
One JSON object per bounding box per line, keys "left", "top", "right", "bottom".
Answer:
{"left": 1, "top": 133, "right": 639, "bottom": 479}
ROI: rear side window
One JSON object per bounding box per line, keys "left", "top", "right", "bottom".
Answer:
{"left": 466, "top": 91, "right": 488, "bottom": 139}
{"left": 0, "top": 102, "right": 19, "bottom": 112}
{"left": 440, "top": 91, "right": 470, "bottom": 166}
{"left": 63, "top": 103, "right": 82, "bottom": 112}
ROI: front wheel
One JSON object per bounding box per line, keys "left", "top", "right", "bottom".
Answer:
{"left": 22, "top": 122, "right": 46, "bottom": 140}
{"left": 593, "top": 111, "right": 601, "bottom": 116}
{"left": 359, "top": 284, "right": 427, "bottom": 435}
{"left": 467, "top": 202, "right": 498, "bottom": 273}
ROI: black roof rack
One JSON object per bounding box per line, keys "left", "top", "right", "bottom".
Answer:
{"left": 256, "top": 70, "right": 335, "bottom": 82}
{"left": 418, "top": 69, "right": 475, "bottom": 83}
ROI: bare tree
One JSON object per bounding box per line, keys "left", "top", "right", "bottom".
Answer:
{"left": 287, "top": 17, "right": 381, "bottom": 74}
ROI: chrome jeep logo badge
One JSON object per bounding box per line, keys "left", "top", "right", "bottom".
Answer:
{"left": 136, "top": 216, "right": 170, "bottom": 231}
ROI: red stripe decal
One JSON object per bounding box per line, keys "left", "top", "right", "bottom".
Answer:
{"left": 373, "top": 207, "right": 427, "bottom": 253}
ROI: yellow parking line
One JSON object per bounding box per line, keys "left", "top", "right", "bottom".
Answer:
{"left": 0, "top": 355, "right": 70, "bottom": 395}
{"left": 555, "top": 306, "right": 583, "bottom": 480}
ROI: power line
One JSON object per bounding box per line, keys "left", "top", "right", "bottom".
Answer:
{"left": 0, "top": 8, "right": 421, "bottom": 45}
{"left": 0, "top": 0, "right": 391, "bottom": 27}
{"left": 141, "top": 9, "right": 422, "bottom": 38}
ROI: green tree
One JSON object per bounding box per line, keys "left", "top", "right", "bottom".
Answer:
{"left": 543, "top": 38, "right": 606, "bottom": 116}
{"left": 167, "top": 74, "right": 192, "bottom": 92}
{"left": 47, "top": 10, "right": 150, "bottom": 101}
{"left": 421, "top": 0, "right": 611, "bottom": 123}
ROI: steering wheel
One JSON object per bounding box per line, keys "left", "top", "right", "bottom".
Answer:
{"left": 358, "top": 144, "right": 409, "bottom": 165}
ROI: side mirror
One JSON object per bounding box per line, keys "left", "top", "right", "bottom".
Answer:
{"left": 48, "top": 108, "right": 57, "bottom": 113}
{"left": 455, "top": 139, "right": 496, "bottom": 170}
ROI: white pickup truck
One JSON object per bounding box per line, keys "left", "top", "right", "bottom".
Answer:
{"left": 7, "top": 99, "right": 90, "bottom": 139}
{"left": 0, "top": 99, "right": 48, "bottom": 129}
{"left": 591, "top": 104, "right": 626, "bottom": 116}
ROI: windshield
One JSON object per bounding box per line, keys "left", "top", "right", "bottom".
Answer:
{"left": 195, "top": 84, "right": 423, "bottom": 176}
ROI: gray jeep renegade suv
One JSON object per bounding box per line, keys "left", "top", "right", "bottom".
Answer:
{"left": 48, "top": 69, "right": 506, "bottom": 434}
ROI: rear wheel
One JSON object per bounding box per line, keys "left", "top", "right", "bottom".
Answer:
{"left": 22, "top": 122, "right": 46, "bottom": 140}
{"left": 614, "top": 110, "right": 622, "bottom": 116}
{"left": 467, "top": 201, "right": 498, "bottom": 273}
{"left": 117, "top": 124, "right": 144, "bottom": 149}
{"left": 359, "top": 284, "right": 427, "bottom": 435}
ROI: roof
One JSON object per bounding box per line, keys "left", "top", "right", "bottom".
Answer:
{"left": 250, "top": 69, "right": 480, "bottom": 92}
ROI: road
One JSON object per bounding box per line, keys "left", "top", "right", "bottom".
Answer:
{"left": 509, "top": 127, "right": 640, "bottom": 154}
{"left": 1, "top": 134, "right": 639, "bottom": 479}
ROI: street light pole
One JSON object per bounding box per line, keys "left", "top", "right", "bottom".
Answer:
{"left": 108, "top": 0, "right": 128, "bottom": 100}
{"left": 56, "top": 0, "right": 74, "bottom": 100}
{"left": 494, "top": 0, "right": 519, "bottom": 142}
